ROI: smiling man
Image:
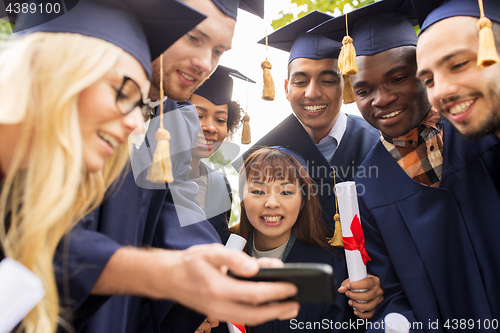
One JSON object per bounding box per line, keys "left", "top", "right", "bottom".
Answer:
{"left": 413, "top": 0, "right": 500, "bottom": 140}
{"left": 311, "top": 0, "right": 500, "bottom": 330}
{"left": 149, "top": 0, "right": 236, "bottom": 103}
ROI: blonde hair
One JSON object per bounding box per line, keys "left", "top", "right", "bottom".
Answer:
{"left": 0, "top": 32, "right": 131, "bottom": 333}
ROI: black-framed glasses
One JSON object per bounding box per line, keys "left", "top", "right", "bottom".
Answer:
{"left": 109, "top": 70, "right": 153, "bottom": 121}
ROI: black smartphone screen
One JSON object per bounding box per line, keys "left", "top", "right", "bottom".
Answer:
{"left": 229, "top": 263, "right": 336, "bottom": 303}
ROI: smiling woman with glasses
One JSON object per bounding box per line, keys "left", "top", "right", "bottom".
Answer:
{"left": 0, "top": 0, "right": 200, "bottom": 331}
{"left": 0, "top": 31, "right": 148, "bottom": 333}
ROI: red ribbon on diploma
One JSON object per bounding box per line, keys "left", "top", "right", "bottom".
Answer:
{"left": 342, "top": 214, "right": 371, "bottom": 265}
{"left": 229, "top": 322, "right": 246, "bottom": 333}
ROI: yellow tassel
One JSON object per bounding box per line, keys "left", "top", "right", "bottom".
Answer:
{"left": 147, "top": 54, "right": 174, "bottom": 183}
{"left": 339, "top": 35, "right": 358, "bottom": 76}
{"left": 477, "top": 17, "right": 499, "bottom": 67}
{"left": 241, "top": 114, "right": 251, "bottom": 144}
{"left": 147, "top": 128, "right": 174, "bottom": 183}
{"left": 328, "top": 213, "right": 343, "bottom": 247}
{"left": 342, "top": 75, "right": 356, "bottom": 104}
{"left": 261, "top": 59, "right": 275, "bottom": 101}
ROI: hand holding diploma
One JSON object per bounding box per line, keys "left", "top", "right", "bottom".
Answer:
{"left": 335, "top": 181, "right": 371, "bottom": 281}
{"left": 338, "top": 274, "right": 383, "bottom": 319}
{"left": 335, "top": 181, "right": 383, "bottom": 319}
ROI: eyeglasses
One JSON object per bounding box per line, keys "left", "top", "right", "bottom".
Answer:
{"left": 109, "top": 70, "right": 154, "bottom": 121}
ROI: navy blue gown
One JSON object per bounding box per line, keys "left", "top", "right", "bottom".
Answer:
{"left": 355, "top": 121, "right": 500, "bottom": 332}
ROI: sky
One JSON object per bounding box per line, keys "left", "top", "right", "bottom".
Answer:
{"left": 218, "top": 0, "right": 362, "bottom": 158}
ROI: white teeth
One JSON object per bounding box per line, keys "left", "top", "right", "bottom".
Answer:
{"left": 196, "top": 138, "right": 215, "bottom": 145}
{"left": 381, "top": 110, "right": 402, "bottom": 119}
{"left": 449, "top": 100, "right": 474, "bottom": 115}
{"left": 180, "top": 72, "right": 195, "bottom": 81}
{"left": 303, "top": 105, "right": 327, "bottom": 113}
{"left": 98, "top": 131, "right": 119, "bottom": 148}
{"left": 262, "top": 216, "right": 282, "bottom": 222}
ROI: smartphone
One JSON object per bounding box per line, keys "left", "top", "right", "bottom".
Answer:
{"left": 229, "top": 263, "right": 336, "bottom": 303}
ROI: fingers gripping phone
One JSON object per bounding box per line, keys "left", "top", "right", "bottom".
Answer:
{"left": 229, "top": 263, "right": 336, "bottom": 303}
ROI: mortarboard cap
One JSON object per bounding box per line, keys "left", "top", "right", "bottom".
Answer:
{"left": 13, "top": 0, "right": 206, "bottom": 80}
{"left": 414, "top": 0, "right": 500, "bottom": 67}
{"left": 269, "top": 146, "right": 308, "bottom": 173}
{"left": 194, "top": 65, "right": 255, "bottom": 106}
{"left": 413, "top": 0, "right": 500, "bottom": 33}
{"left": 211, "top": 0, "right": 265, "bottom": 20}
{"left": 258, "top": 11, "right": 342, "bottom": 64}
{"left": 309, "top": 0, "right": 418, "bottom": 56}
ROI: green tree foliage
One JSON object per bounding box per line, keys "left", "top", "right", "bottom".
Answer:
{"left": 0, "top": 19, "right": 13, "bottom": 38}
{"left": 271, "top": 0, "right": 375, "bottom": 30}
{"left": 0, "top": 19, "right": 13, "bottom": 50}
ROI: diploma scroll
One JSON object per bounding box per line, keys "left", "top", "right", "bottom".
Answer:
{"left": 225, "top": 233, "right": 247, "bottom": 251}
{"left": 0, "top": 258, "right": 45, "bottom": 333}
{"left": 225, "top": 234, "right": 247, "bottom": 333}
{"left": 334, "top": 181, "right": 371, "bottom": 283}
{"left": 384, "top": 312, "right": 410, "bottom": 333}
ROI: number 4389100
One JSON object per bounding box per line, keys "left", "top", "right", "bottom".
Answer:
{"left": 5, "top": 2, "right": 61, "bottom": 14}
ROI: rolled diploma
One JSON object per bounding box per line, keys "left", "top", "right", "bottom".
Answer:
{"left": 384, "top": 312, "right": 410, "bottom": 333}
{"left": 334, "top": 181, "right": 367, "bottom": 282}
{"left": 225, "top": 234, "right": 247, "bottom": 333}
{"left": 225, "top": 233, "right": 247, "bottom": 251}
{"left": 0, "top": 258, "right": 45, "bottom": 333}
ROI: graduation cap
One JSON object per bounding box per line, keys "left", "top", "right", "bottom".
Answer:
{"left": 309, "top": 0, "right": 418, "bottom": 56}
{"left": 256, "top": 11, "right": 341, "bottom": 102}
{"left": 13, "top": 0, "right": 206, "bottom": 80}
{"left": 195, "top": 66, "right": 255, "bottom": 106}
{"left": 309, "top": 0, "right": 417, "bottom": 103}
{"left": 211, "top": 0, "right": 265, "bottom": 19}
{"left": 269, "top": 146, "right": 308, "bottom": 173}
{"left": 413, "top": 0, "right": 500, "bottom": 67}
{"left": 194, "top": 66, "right": 255, "bottom": 144}
{"left": 258, "top": 10, "right": 342, "bottom": 64}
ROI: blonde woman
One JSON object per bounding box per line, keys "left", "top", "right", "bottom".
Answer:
{"left": 0, "top": 0, "right": 205, "bottom": 332}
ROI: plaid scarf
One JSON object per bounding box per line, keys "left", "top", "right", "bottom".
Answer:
{"left": 381, "top": 110, "right": 444, "bottom": 187}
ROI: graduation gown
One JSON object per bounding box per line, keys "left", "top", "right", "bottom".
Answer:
{"left": 55, "top": 99, "right": 221, "bottom": 333}
{"left": 234, "top": 113, "right": 379, "bottom": 232}
{"left": 355, "top": 121, "right": 500, "bottom": 332}
{"left": 202, "top": 163, "right": 232, "bottom": 245}
{"left": 248, "top": 237, "right": 360, "bottom": 333}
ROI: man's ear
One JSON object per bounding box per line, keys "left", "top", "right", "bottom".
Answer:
{"left": 284, "top": 79, "right": 290, "bottom": 101}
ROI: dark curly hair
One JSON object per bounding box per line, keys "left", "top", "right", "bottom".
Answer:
{"left": 226, "top": 100, "right": 244, "bottom": 139}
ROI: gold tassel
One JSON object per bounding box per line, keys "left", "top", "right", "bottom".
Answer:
{"left": 147, "top": 54, "right": 174, "bottom": 183}
{"left": 338, "top": 14, "right": 358, "bottom": 105}
{"left": 327, "top": 168, "right": 343, "bottom": 247}
{"left": 477, "top": 17, "right": 499, "bottom": 67}
{"left": 147, "top": 128, "right": 174, "bottom": 183}
{"left": 476, "top": 0, "right": 499, "bottom": 67}
{"left": 261, "top": 59, "right": 275, "bottom": 101}
{"left": 338, "top": 15, "right": 358, "bottom": 76}
{"left": 328, "top": 213, "right": 343, "bottom": 247}
{"left": 339, "top": 35, "right": 359, "bottom": 76}
{"left": 261, "top": 33, "right": 275, "bottom": 101}
{"left": 241, "top": 114, "right": 251, "bottom": 144}
{"left": 342, "top": 75, "right": 356, "bottom": 104}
